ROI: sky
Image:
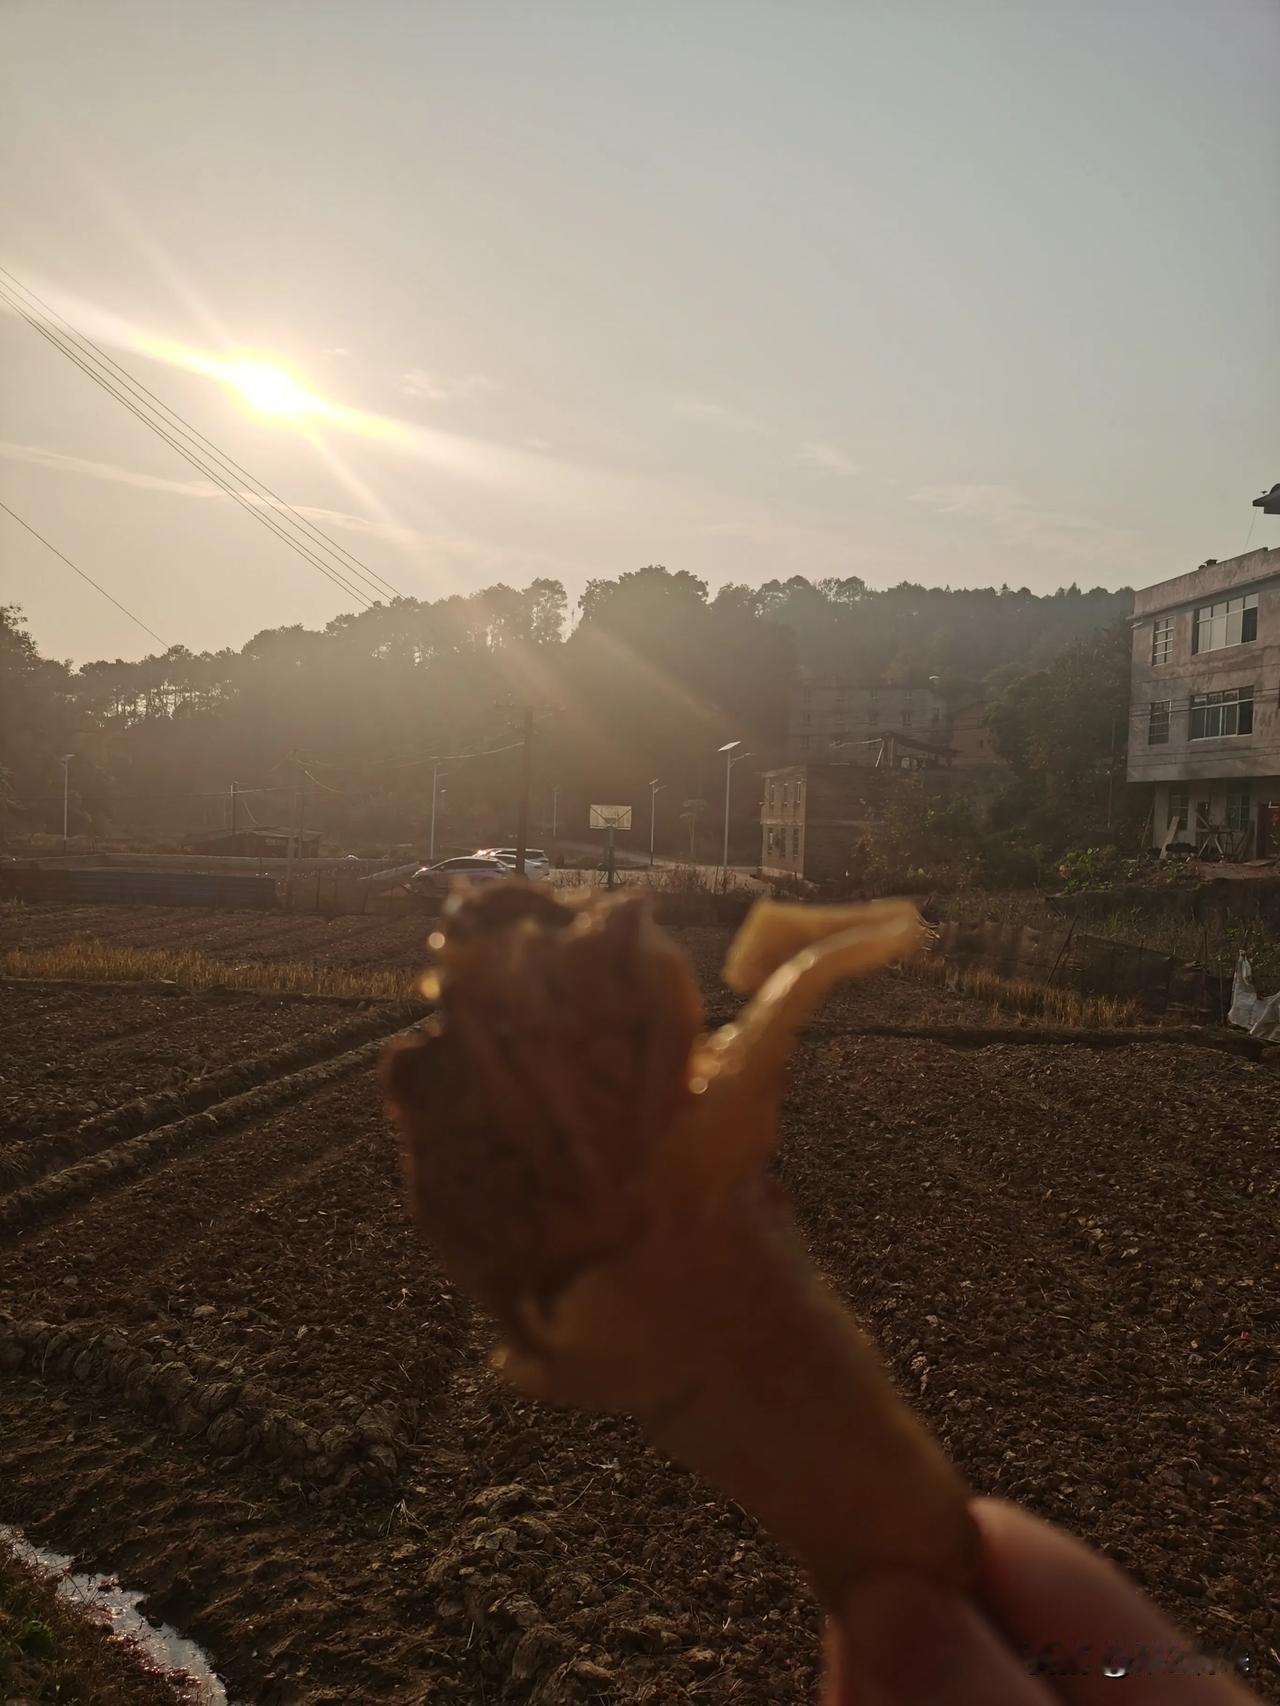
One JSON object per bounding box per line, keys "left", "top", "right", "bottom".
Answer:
{"left": 2, "top": 0, "right": 1278, "bottom": 664}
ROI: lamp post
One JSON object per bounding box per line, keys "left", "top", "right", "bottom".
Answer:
{"left": 717, "top": 741, "right": 751, "bottom": 889}
{"left": 430, "top": 764, "right": 448, "bottom": 862}
{"left": 551, "top": 785, "right": 560, "bottom": 841}
{"left": 58, "top": 753, "right": 74, "bottom": 850}
{"left": 648, "top": 777, "right": 664, "bottom": 866}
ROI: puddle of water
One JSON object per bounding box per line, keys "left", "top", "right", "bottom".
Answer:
{"left": 0, "top": 1524, "right": 230, "bottom": 1704}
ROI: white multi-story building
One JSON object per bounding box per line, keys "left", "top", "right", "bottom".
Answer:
{"left": 1128, "top": 546, "right": 1280, "bottom": 855}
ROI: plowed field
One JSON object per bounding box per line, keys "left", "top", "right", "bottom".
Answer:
{"left": 1, "top": 907, "right": 1276, "bottom": 1702}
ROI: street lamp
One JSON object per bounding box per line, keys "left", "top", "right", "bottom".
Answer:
{"left": 58, "top": 753, "right": 74, "bottom": 850}
{"left": 429, "top": 764, "right": 448, "bottom": 862}
{"left": 717, "top": 741, "right": 751, "bottom": 888}
{"left": 648, "top": 778, "right": 664, "bottom": 867}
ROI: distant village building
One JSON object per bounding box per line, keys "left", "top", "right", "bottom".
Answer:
{"left": 185, "top": 826, "right": 322, "bottom": 859}
{"left": 946, "top": 699, "right": 1003, "bottom": 769}
{"left": 759, "top": 764, "right": 871, "bottom": 885}
{"left": 785, "top": 678, "right": 1002, "bottom": 767}
{"left": 767, "top": 679, "right": 1005, "bottom": 884}
{"left": 759, "top": 754, "right": 964, "bottom": 886}
{"left": 786, "top": 680, "right": 948, "bottom": 762}
{"left": 1128, "top": 546, "right": 1280, "bottom": 857}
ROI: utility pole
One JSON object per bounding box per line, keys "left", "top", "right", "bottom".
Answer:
{"left": 514, "top": 705, "right": 533, "bottom": 876}
{"left": 430, "top": 763, "right": 447, "bottom": 862}
{"left": 1106, "top": 716, "right": 1117, "bottom": 831}
{"left": 229, "top": 781, "right": 238, "bottom": 838}
{"left": 717, "top": 741, "right": 750, "bottom": 891}
{"left": 58, "top": 753, "right": 74, "bottom": 850}
{"left": 649, "top": 777, "right": 663, "bottom": 867}
{"left": 284, "top": 750, "right": 301, "bottom": 896}
{"left": 551, "top": 785, "right": 560, "bottom": 841}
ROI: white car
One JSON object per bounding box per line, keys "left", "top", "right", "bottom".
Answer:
{"left": 476, "top": 847, "right": 551, "bottom": 878}
{"left": 409, "top": 856, "right": 510, "bottom": 894}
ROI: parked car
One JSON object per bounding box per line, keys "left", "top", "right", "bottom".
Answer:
{"left": 409, "top": 855, "right": 510, "bottom": 893}
{"left": 475, "top": 847, "right": 551, "bottom": 878}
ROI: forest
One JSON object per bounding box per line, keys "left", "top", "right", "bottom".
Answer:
{"left": 1, "top": 567, "right": 1133, "bottom": 862}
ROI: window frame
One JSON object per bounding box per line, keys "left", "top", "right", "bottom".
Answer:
{"left": 1188, "top": 686, "right": 1254, "bottom": 741}
{"left": 1167, "top": 785, "right": 1189, "bottom": 833}
{"left": 1147, "top": 700, "right": 1170, "bottom": 745}
{"left": 1150, "top": 616, "right": 1174, "bottom": 666}
{"left": 1191, "top": 593, "right": 1258, "bottom": 657}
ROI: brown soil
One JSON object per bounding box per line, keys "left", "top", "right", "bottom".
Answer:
{"left": 0, "top": 918, "right": 1275, "bottom": 1702}
{"left": 2, "top": 903, "right": 432, "bottom": 971}
{"left": 0, "top": 985, "right": 397, "bottom": 1145}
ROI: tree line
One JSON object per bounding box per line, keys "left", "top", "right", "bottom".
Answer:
{"left": 1, "top": 567, "right": 1132, "bottom": 861}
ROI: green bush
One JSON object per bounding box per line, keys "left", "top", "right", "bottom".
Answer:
{"left": 1056, "top": 845, "right": 1119, "bottom": 892}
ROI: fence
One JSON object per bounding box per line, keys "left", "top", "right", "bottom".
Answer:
{"left": 0, "top": 867, "right": 278, "bottom": 910}
{"left": 930, "top": 919, "right": 1231, "bottom": 1020}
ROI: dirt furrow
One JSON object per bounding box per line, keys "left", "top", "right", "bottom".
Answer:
{"left": 0, "top": 1000, "right": 424, "bottom": 1190}
{"left": 0, "top": 1022, "right": 421, "bottom": 1235}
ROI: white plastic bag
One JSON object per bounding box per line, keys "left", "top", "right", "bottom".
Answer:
{"left": 1228, "top": 952, "right": 1280, "bottom": 1040}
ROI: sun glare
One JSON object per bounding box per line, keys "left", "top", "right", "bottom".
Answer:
{"left": 227, "top": 359, "right": 320, "bottom": 419}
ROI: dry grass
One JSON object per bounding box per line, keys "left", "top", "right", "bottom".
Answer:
{"left": 912, "top": 953, "right": 1141, "bottom": 1028}
{"left": 1, "top": 941, "right": 413, "bottom": 1001}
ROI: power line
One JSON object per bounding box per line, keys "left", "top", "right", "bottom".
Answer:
{"left": 0, "top": 268, "right": 401, "bottom": 608}
{"left": 0, "top": 282, "right": 375, "bottom": 612}
{"left": 0, "top": 266, "right": 401, "bottom": 603}
{"left": 0, "top": 498, "right": 169, "bottom": 648}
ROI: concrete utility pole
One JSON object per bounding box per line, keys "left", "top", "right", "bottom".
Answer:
{"left": 58, "top": 753, "right": 74, "bottom": 850}
{"left": 229, "top": 781, "right": 239, "bottom": 837}
{"left": 717, "top": 741, "right": 750, "bottom": 890}
{"left": 649, "top": 777, "right": 663, "bottom": 867}
{"left": 284, "top": 750, "right": 301, "bottom": 895}
{"left": 514, "top": 706, "right": 533, "bottom": 876}
{"left": 430, "top": 763, "right": 447, "bottom": 862}
{"left": 551, "top": 785, "right": 560, "bottom": 841}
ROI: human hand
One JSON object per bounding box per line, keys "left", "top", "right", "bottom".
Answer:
{"left": 823, "top": 1497, "right": 1260, "bottom": 1704}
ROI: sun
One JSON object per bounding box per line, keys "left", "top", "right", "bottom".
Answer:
{"left": 227, "top": 359, "right": 321, "bottom": 419}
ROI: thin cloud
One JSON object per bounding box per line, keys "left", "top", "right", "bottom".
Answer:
{"left": 794, "top": 441, "right": 860, "bottom": 478}
{"left": 0, "top": 439, "right": 421, "bottom": 545}
{"left": 0, "top": 439, "right": 577, "bottom": 575}
{"left": 671, "top": 395, "right": 763, "bottom": 432}
{"left": 400, "top": 368, "right": 499, "bottom": 402}
{"left": 909, "top": 482, "right": 1140, "bottom": 564}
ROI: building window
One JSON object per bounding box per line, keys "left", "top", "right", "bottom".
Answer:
{"left": 801, "top": 688, "right": 811, "bottom": 703}
{"left": 1148, "top": 701, "right": 1170, "bottom": 744}
{"left": 1226, "top": 787, "right": 1252, "bottom": 832}
{"left": 1189, "top": 687, "right": 1253, "bottom": 739}
{"left": 1168, "top": 785, "right": 1188, "bottom": 831}
{"left": 903, "top": 687, "right": 913, "bottom": 700}
{"left": 866, "top": 710, "right": 876, "bottom": 724}
{"left": 901, "top": 711, "right": 912, "bottom": 726}
{"left": 796, "top": 781, "right": 804, "bottom": 805}
{"left": 1151, "top": 617, "right": 1173, "bottom": 665}
{"left": 790, "top": 825, "right": 800, "bottom": 859}
{"left": 1192, "top": 594, "right": 1257, "bottom": 655}
{"left": 798, "top": 736, "right": 809, "bottom": 750}
{"left": 801, "top": 711, "right": 811, "bottom": 725}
